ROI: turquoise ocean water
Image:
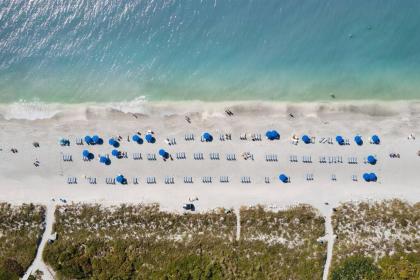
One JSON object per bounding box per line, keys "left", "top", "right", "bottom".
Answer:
{"left": 1, "top": 0, "right": 420, "bottom": 103}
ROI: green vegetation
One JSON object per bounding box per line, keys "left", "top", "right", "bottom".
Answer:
{"left": 330, "top": 200, "right": 420, "bottom": 280}
{"left": 44, "top": 203, "right": 326, "bottom": 279}
{"left": 0, "top": 203, "right": 45, "bottom": 280}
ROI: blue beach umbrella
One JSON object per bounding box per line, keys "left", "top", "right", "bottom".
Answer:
{"left": 132, "top": 134, "right": 143, "bottom": 144}
{"left": 116, "top": 175, "right": 126, "bottom": 184}
{"left": 266, "top": 130, "right": 280, "bottom": 140}
{"left": 367, "top": 155, "right": 377, "bottom": 165}
{"left": 108, "top": 138, "right": 120, "bottom": 148}
{"left": 302, "top": 135, "right": 311, "bottom": 144}
{"left": 145, "top": 134, "right": 155, "bottom": 143}
{"left": 159, "top": 149, "right": 169, "bottom": 159}
{"left": 336, "top": 136, "right": 344, "bottom": 145}
{"left": 82, "top": 150, "right": 90, "bottom": 158}
{"left": 84, "top": 136, "right": 93, "bottom": 145}
{"left": 279, "top": 174, "right": 289, "bottom": 183}
{"left": 371, "top": 135, "right": 380, "bottom": 144}
{"left": 369, "top": 173, "right": 377, "bottom": 182}
{"left": 363, "top": 173, "right": 371, "bottom": 182}
{"left": 99, "top": 156, "right": 111, "bottom": 165}
{"left": 92, "top": 135, "right": 99, "bottom": 144}
{"left": 203, "top": 132, "right": 213, "bottom": 142}
{"left": 354, "top": 135, "right": 363, "bottom": 146}
{"left": 111, "top": 149, "right": 120, "bottom": 157}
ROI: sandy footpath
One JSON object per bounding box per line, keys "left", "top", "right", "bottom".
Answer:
{"left": 0, "top": 100, "right": 419, "bottom": 213}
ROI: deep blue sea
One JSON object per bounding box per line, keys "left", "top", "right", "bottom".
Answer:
{"left": 1, "top": 0, "right": 420, "bottom": 103}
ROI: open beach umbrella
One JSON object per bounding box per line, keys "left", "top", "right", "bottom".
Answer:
{"left": 363, "top": 173, "right": 371, "bottom": 182}
{"left": 99, "top": 156, "right": 111, "bottom": 165}
{"left": 116, "top": 174, "right": 126, "bottom": 184}
{"left": 369, "top": 173, "right": 377, "bottom": 182}
{"left": 159, "top": 149, "right": 169, "bottom": 159}
{"left": 203, "top": 132, "right": 213, "bottom": 142}
{"left": 336, "top": 135, "right": 344, "bottom": 145}
{"left": 302, "top": 135, "right": 311, "bottom": 144}
{"left": 132, "top": 134, "right": 143, "bottom": 144}
{"left": 108, "top": 138, "right": 120, "bottom": 148}
{"left": 354, "top": 135, "right": 363, "bottom": 146}
{"left": 82, "top": 150, "right": 90, "bottom": 158}
{"left": 371, "top": 135, "right": 380, "bottom": 144}
{"left": 145, "top": 134, "right": 155, "bottom": 143}
{"left": 267, "top": 130, "right": 280, "bottom": 140}
{"left": 84, "top": 135, "right": 93, "bottom": 145}
{"left": 111, "top": 149, "right": 120, "bottom": 157}
{"left": 279, "top": 174, "right": 289, "bottom": 183}
{"left": 367, "top": 155, "right": 377, "bottom": 165}
{"left": 92, "top": 135, "right": 100, "bottom": 144}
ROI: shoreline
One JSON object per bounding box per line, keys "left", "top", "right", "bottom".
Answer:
{"left": 1, "top": 99, "right": 420, "bottom": 121}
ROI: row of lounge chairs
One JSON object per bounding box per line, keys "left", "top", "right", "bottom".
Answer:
{"left": 185, "top": 133, "right": 194, "bottom": 141}
{"left": 302, "top": 156, "right": 312, "bottom": 163}
{"left": 68, "top": 174, "right": 364, "bottom": 185}
{"left": 319, "top": 156, "right": 344, "bottom": 164}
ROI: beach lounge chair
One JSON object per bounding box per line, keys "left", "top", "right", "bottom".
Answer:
{"left": 105, "top": 177, "right": 115, "bottom": 185}
{"left": 226, "top": 153, "right": 236, "bottom": 161}
{"left": 133, "top": 153, "right": 142, "bottom": 160}
{"left": 241, "top": 176, "right": 251, "bottom": 184}
{"left": 147, "top": 153, "right": 157, "bottom": 161}
{"left": 219, "top": 134, "right": 225, "bottom": 141}
{"left": 331, "top": 174, "right": 337, "bottom": 181}
{"left": 264, "top": 177, "right": 270, "bottom": 184}
{"left": 202, "top": 176, "right": 212, "bottom": 183}
{"left": 183, "top": 176, "right": 193, "bottom": 183}
{"left": 76, "top": 138, "right": 83, "bottom": 145}
{"left": 193, "top": 153, "right": 204, "bottom": 160}
{"left": 87, "top": 177, "right": 96, "bottom": 184}
{"left": 352, "top": 175, "right": 358, "bottom": 181}
{"left": 133, "top": 177, "right": 139, "bottom": 184}
{"left": 240, "top": 133, "right": 247, "bottom": 140}
{"left": 67, "top": 177, "right": 77, "bottom": 184}
{"left": 146, "top": 177, "right": 156, "bottom": 184}
{"left": 219, "top": 176, "right": 229, "bottom": 183}
{"left": 164, "top": 176, "right": 174, "bottom": 184}
{"left": 184, "top": 133, "right": 194, "bottom": 141}
{"left": 225, "top": 133, "right": 232, "bottom": 140}
{"left": 319, "top": 156, "right": 326, "bottom": 163}
{"left": 306, "top": 174, "right": 314, "bottom": 181}
{"left": 210, "top": 152, "right": 220, "bottom": 160}
{"left": 62, "top": 154, "right": 73, "bottom": 162}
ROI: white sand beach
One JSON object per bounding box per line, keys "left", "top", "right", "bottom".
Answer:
{"left": 0, "top": 100, "right": 419, "bottom": 212}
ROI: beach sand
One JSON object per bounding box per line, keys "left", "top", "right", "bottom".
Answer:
{"left": 0, "top": 100, "right": 419, "bottom": 213}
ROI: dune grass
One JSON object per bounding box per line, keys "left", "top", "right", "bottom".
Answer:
{"left": 44, "top": 203, "right": 326, "bottom": 279}
{"left": 0, "top": 203, "right": 45, "bottom": 280}
{"left": 330, "top": 199, "right": 420, "bottom": 280}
